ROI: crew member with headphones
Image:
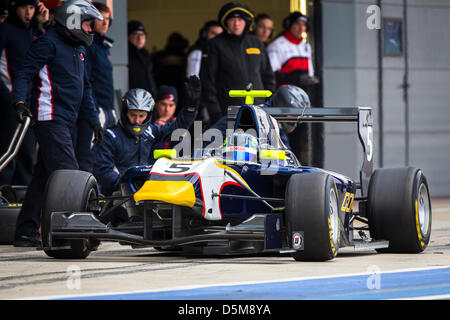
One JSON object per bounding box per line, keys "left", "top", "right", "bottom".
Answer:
{"left": 76, "top": 1, "right": 116, "bottom": 173}
{"left": 266, "top": 11, "right": 319, "bottom": 167}
{"left": 186, "top": 20, "right": 223, "bottom": 78}
{"left": 252, "top": 13, "right": 274, "bottom": 46}
{"left": 201, "top": 2, "right": 275, "bottom": 126}
{"left": 266, "top": 11, "right": 318, "bottom": 88}
{"left": 185, "top": 20, "right": 222, "bottom": 125}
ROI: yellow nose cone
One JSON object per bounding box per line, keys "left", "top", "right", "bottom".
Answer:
{"left": 134, "top": 180, "right": 196, "bottom": 207}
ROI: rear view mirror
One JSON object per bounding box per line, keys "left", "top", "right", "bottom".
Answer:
{"left": 229, "top": 89, "right": 272, "bottom": 105}
{"left": 259, "top": 150, "right": 286, "bottom": 160}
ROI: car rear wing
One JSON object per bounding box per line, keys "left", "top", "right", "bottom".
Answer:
{"left": 266, "top": 106, "right": 373, "bottom": 197}
{"left": 226, "top": 89, "right": 374, "bottom": 197}
{"left": 227, "top": 104, "right": 374, "bottom": 198}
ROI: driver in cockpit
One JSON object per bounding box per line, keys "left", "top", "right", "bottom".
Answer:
{"left": 206, "top": 85, "right": 310, "bottom": 152}
{"left": 222, "top": 132, "right": 259, "bottom": 162}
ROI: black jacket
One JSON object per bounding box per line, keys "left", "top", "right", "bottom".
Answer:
{"left": 201, "top": 32, "right": 275, "bottom": 122}
{"left": 0, "top": 13, "right": 44, "bottom": 105}
{"left": 86, "top": 33, "right": 114, "bottom": 112}
{"left": 128, "top": 42, "right": 157, "bottom": 97}
{"left": 93, "top": 106, "right": 197, "bottom": 195}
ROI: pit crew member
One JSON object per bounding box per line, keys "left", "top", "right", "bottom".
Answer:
{"left": 92, "top": 76, "right": 201, "bottom": 196}
{"left": 11, "top": 0, "right": 103, "bottom": 247}
{"left": 201, "top": 2, "right": 275, "bottom": 126}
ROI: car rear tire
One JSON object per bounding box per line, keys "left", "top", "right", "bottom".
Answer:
{"left": 367, "top": 167, "right": 432, "bottom": 253}
{"left": 42, "top": 169, "right": 99, "bottom": 259}
{"left": 285, "top": 172, "right": 340, "bottom": 261}
{"left": 0, "top": 185, "right": 27, "bottom": 244}
{"left": 0, "top": 206, "right": 20, "bottom": 244}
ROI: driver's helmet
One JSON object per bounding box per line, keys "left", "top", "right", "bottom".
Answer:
{"left": 223, "top": 132, "right": 258, "bottom": 162}
{"left": 119, "top": 88, "right": 155, "bottom": 137}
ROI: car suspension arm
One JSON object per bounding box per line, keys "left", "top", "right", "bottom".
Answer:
{"left": 223, "top": 170, "right": 276, "bottom": 211}
{"left": 212, "top": 193, "right": 284, "bottom": 203}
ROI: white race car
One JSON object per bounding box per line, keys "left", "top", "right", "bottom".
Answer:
{"left": 39, "top": 90, "right": 432, "bottom": 261}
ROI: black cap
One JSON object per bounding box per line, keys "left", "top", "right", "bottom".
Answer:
{"left": 10, "top": 0, "right": 38, "bottom": 7}
{"left": 283, "top": 11, "right": 310, "bottom": 31}
{"left": 156, "top": 85, "right": 178, "bottom": 105}
{"left": 128, "top": 20, "right": 147, "bottom": 35}
{"left": 218, "top": 2, "right": 254, "bottom": 32}
{"left": 8, "top": 0, "right": 37, "bottom": 16}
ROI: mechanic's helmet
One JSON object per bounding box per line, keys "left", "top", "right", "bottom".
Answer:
{"left": 54, "top": 0, "right": 103, "bottom": 46}
{"left": 119, "top": 88, "right": 155, "bottom": 137}
{"left": 272, "top": 85, "right": 311, "bottom": 133}
{"left": 218, "top": 2, "right": 255, "bottom": 33}
{"left": 223, "top": 132, "right": 258, "bottom": 162}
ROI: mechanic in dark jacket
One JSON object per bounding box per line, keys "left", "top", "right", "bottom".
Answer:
{"left": 201, "top": 2, "right": 275, "bottom": 126}
{"left": 186, "top": 20, "right": 222, "bottom": 79}
{"left": 93, "top": 76, "right": 201, "bottom": 196}
{"left": 127, "top": 20, "right": 157, "bottom": 96}
{"left": 87, "top": 2, "right": 115, "bottom": 128}
{"left": 76, "top": 1, "right": 115, "bottom": 172}
{"left": 0, "top": 0, "right": 49, "bottom": 186}
{"left": 11, "top": 0, "right": 103, "bottom": 247}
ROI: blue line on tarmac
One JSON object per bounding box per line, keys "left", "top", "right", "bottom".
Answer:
{"left": 61, "top": 267, "right": 450, "bottom": 300}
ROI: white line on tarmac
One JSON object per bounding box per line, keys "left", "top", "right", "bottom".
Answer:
{"left": 27, "top": 265, "right": 450, "bottom": 300}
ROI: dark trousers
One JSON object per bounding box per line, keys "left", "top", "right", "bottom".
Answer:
{"left": 14, "top": 121, "right": 78, "bottom": 239}
{"left": 289, "top": 123, "right": 311, "bottom": 166}
{"left": 311, "top": 122, "right": 324, "bottom": 168}
{"left": 75, "top": 118, "right": 94, "bottom": 172}
{"left": 75, "top": 108, "right": 116, "bottom": 173}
